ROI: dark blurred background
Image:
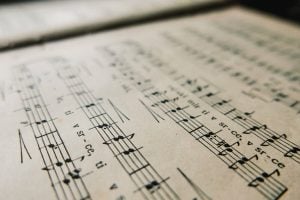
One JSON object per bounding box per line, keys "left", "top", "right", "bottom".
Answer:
{"left": 0, "top": 0, "right": 299, "bottom": 24}
{"left": 238, "top": 0, "right": 300, "bottom": 23}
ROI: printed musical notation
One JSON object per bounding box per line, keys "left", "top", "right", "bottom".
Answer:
{"left": 160, "top": 29, "right": 300, "bottom": 114}
{"left": 57, "top": 65, "right": 179, "bottom": 200}
{"left": 97, "top": 46, "right": 288, "bottom": 200}
{"left": 110, "top": 41, "right": 300, "bottom": 165}
{"left": 2, "top": 7, "right": 300, "bottom": 200}
{"left": 14, "top": 66, "right": 91, "bottom": 200}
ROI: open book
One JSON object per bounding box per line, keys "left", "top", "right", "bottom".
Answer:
{"left": 0, "top": 1, "right": 299, "bottom": 200}
{"left": 0, "top": 0, "right": 226, "bottom": 49}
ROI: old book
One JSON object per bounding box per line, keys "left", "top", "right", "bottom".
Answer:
{"left": 0, "top": 2, "right": 299, "bottom": 200}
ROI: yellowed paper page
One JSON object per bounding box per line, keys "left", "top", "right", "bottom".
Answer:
{"left": 0, "top": 6, "right": 299, "bottom": 200}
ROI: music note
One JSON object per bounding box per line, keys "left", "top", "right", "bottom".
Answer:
{"left": 151, "top": 91, "right": 160, "bottom": 96}
{"left": 229, "top": 154, "right": 258, "bottom": 170}
{"left": 145, "top": 180, "right": 160, "bottom": 193}
{"left": 63, "top": 178, "right": 71, "bottom": 185}
{"left": 42, "top": 166, "right": 53, "bottom": 171}
{"left": 213, "top": 99, "right": 230, "bottom": 106}
{"left": 103, "top": 133, "right": 135, "bottom": 145}
{"left": 68, "top": 169, "right": 81, "bottom": 179}
{"left": 243, "top": 125, "right": 267, "bottom": 134}
{"left": 123, "top": 148, "right": 135, "bottom": 155}
{"left": 244, "top": 111, "right": 255, "bottom": 116}
{"left": 205, "top": 92, "right": 214, "bottom": 97}
{"left": 85, "top": 103, "right": 95, "bottom": 108}
{"left": 160, "top": 99, "right": 169, "bottom": 104}
{"left": 167, "top": 106, "right": 188, "bottom": 114}
{"left": 150, "top": 90, "right": 166, "bottom": 97}
{"left": 97, "top": 123, "right": 109, "bottom": 129}
{"left": 24, "top": 107, "right": 31, "bottom": 112}
{"left": 284, "top": 147, "right": 300, "bottom": 158}
{"left": 177, "top": 118, "right": 189, "bottom": 123}
{"left": 184, "top": 79, "right": 195, "bottom": 85}
{"left": 48, "top": 144, "right": 56, "bottom": 149}
{"left": 218, "top": 141, "right": 240, "bottom": 156}
{"left": 65, "top": 155, "right": 85, "bottom": 163}
{"left": 190, "top": 115, "right": 201, "bottom": 119}
{"left": 233, "top": 115, "right": 247, "bottom": 121}
{"left": 96, "top": 161, "right": 107, "bottom": 169}
{"left": 261, "top": 134, "right": 287, "bottom": 146}
{"left": 248, "top": 169, "right": 280, "bottom": 187}
{"left": 55, "top": 161, "right": 63, "bottom": 167}
{"left": 120, "top": 147, "right": 142, "bottom": 156}
{"left": 192, "top": 86, "right": 203, "bottom": 93}
{"left": 197, "top": 130, "right": 221, "bottom": 139}
{"left": 36, "top": 120, "right": 47, "bottom": 125}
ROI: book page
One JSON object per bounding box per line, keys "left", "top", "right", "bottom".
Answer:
{"left": 0, "top": 0, "right": 224, "bottom": 49}
{"left": 0, "top": 6, "right": 299, "bottom": 200}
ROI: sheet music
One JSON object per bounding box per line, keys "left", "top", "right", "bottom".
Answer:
{"left": 0, "top": 0, "right": 224, "bottom": 48}
{"left": 0, "top": 6, "right": 299, "bottom": 200}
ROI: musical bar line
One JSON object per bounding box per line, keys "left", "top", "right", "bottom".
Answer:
{"left": 99, "top": 45, "right": 288, "bottom": 200}
{"left": 117, "top": 41, "right": 300, "bottom": 165}
{"left": 57, "top": 65, "right": 180, "bottom": 200}
{"left": 14, "top": 65, "right": 91, "bottom": 200}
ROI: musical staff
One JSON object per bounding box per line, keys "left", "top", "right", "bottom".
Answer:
{"left": 98, "top": 46, "right": 288, "bottom": 200}
{"left": 162, "top": 29, "right": 300, "bottom": 114}
{"left": 112, "top": 41, "right": 300, "bottom": 165}
{"left": 3, "top": 7, "right": 300, "bottom": 200}
{"left": 212, "top": 20, "right": 300, "bottom": 67}
{"left": 57, "top": 65, "right": 179, "bottom": 200}
{"left": 178, "top": 76, "right": 300, "bottom": 163}
{"left": 14, "top": 66, "right": 91, "bottom": 200}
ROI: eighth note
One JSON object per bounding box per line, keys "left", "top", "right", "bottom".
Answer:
{"left": 284, "top": 147, "right": 300, "bottom": 158}
{"left": 248, "top": 169, "right": 280, "bottom": 187}
{"left": 218, "top": 141, "right": 240, "bottom": 156}
{"left": 260, "top": 134, "right": 287, "bottom": 146}
{"left": 243, "top": 125, "right": 267, "bottom": 134}
{"left": 229, "top": 154, "right": 258, "bottom": 170}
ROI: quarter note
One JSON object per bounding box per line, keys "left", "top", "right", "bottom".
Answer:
{"left": 233, "top": 115, "right": 247, "bottom": 121}
{"left": 63, "top": 178, "right": 71, "bottom": 185}
{"left": 206, "top": 92, "right": 214, "bottom": 97}
{"left": 244, "top": 111, "right": 255, "bottom": 116}
{"left": 103, "top": 133, "right": 135, "bottom": 145}
{"left": 213, "top": 99, "right": 230, "bottom": 106}
{"left": 160, "top": 99, "right": 169, "bottom": 104}
{"left": 36, "top": 120, "right": 47, "bottom": 125}
{"left": 118, "top": 147, "right": 142, "bottom": 156}
{"left": 151, "top": 91, "right": 160, "bottom": 96}
{"left": 85, "top": 103, "right": 95, "bottom": 108}
{"left": 97, "top": 123, "right": 110, "bottom": 129}
{"left": 145, "top": 180, "right": 160, "bottom": 193}
{"left": 48, "top": 144, "right": 56, "bottom": 149}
